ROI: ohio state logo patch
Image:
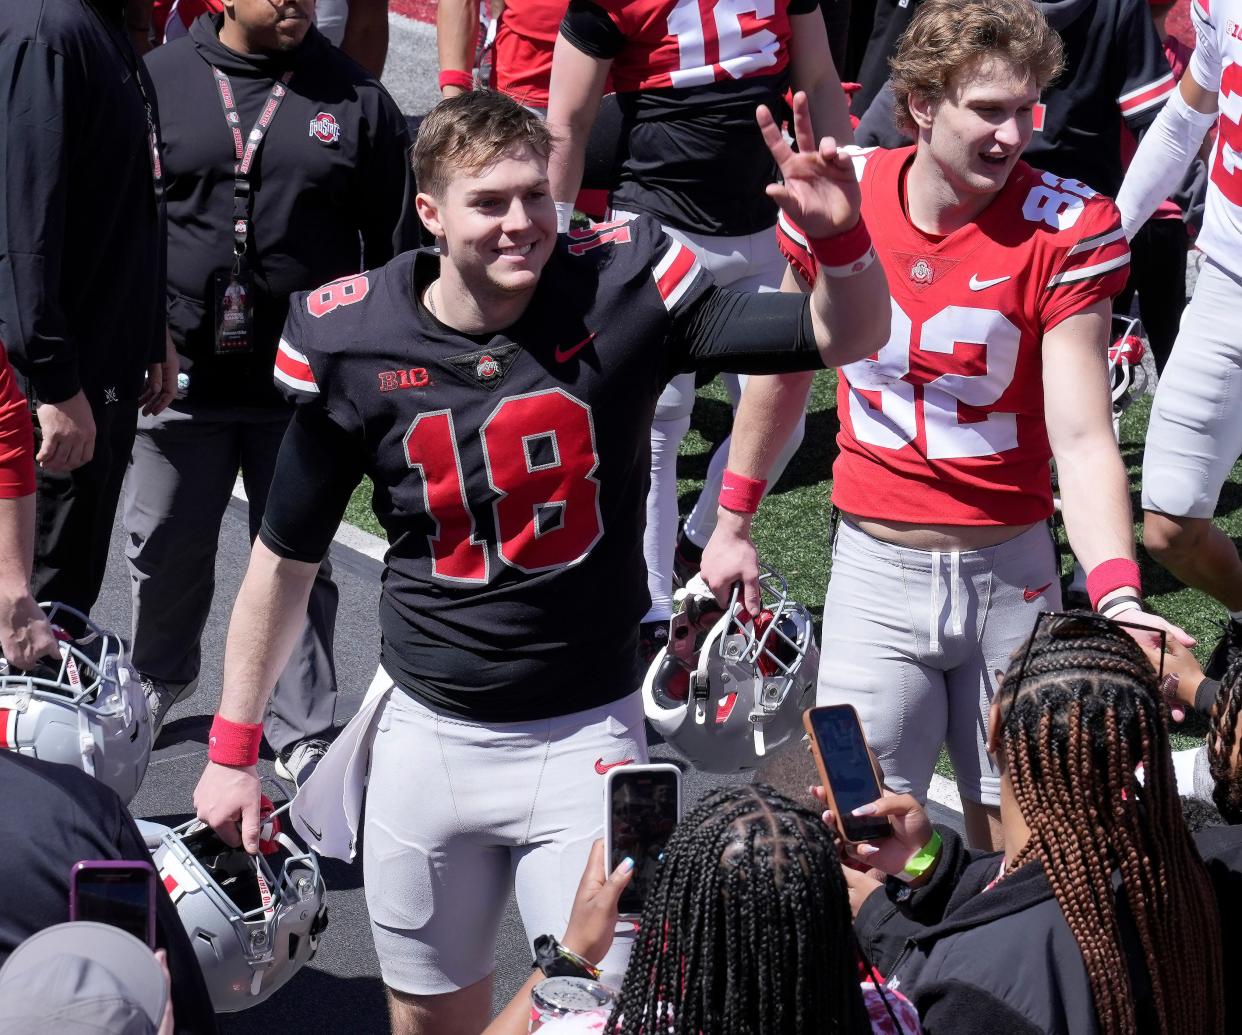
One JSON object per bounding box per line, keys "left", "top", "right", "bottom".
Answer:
{"left": 445, "top": 342, "right": 522, "bottom": 391}
{"left": 909, "top": 259, "right": 933, "bottom": 284}
{"left": 891, "top": 251, "right": 961, "bottom": 294}
{"left": 309, "top": 112, "right": 341, "bottom": 145}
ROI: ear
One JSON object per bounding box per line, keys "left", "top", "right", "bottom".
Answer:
{"left": 907, "top": 89, "right": 936, "bottom": 132}
{"left": 415, "top": 192, "right": 445, "bottom": 241}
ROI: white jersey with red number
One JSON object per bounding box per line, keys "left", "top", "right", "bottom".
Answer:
{"left": 1189, "top": 0, "right": 1242, "bottom": 276}
{"left": 777, "top": 147, "right": 1131, "bottom": 526}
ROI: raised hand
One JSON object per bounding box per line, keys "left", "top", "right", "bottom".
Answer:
{"left": 757, "top": 91, "right": 863, "bottom": 240}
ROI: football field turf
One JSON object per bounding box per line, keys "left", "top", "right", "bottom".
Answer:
{"left": 345, "top": 370, "right": 1231, "bottom": 758}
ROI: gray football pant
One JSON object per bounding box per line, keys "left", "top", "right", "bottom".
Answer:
{"left": 123, "top": 403, "right": 338, "bottom": 752}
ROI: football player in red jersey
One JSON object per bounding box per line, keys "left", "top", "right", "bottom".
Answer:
{"left": 545, "top": 0, "right": 851, "bottom": 658}
{"left": 702, "top": 0, "right": 1191, "bottom": 850}
{"left": 190, "top": 90, "right": 887, "bottom": 1035}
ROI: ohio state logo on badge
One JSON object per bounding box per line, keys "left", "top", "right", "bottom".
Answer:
{"left": 910, "top": 258, "right": 933, "bottom": 285}
{"left": 309, "top": 112, "right": 341, "bottom": 145}
{"left": 476, "top": 355, "right": 500, "bottom": 379}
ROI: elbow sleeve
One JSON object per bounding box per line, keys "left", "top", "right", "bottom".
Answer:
{"left": 1118, "top": 88, "right": 1217, "bottom": 239}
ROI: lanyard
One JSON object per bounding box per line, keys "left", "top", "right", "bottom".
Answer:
{"left": 210, "top": 66, "right": 295, "bottom": 265}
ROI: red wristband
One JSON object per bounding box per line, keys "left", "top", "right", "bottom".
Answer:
{"left": 208, "top": 714, "right": 264, "bottom": 767}
{"left": 438, "top": 69, "right": 474, "bottom": 92}
{"left": 808, "top": 218, "right": 876, "bottom": 278}
{"left": 1086, "top": 558, "right": 1142, "bottom": 610}
{"left": 720, "top": 469, "right": 767, "bottom": 514}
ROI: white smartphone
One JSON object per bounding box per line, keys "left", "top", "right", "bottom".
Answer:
{"left": 603, "top": 763, "right": 683, "bottom": 916}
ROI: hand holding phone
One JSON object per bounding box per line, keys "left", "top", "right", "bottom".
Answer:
{"left": 69, "top": 860, "right": 157, "bottom": 949}
{"left": 803, "top": 705, "right": 891, "bottom": 846}
{"left": 603, "top": 763, "right": 682, "bottom": 916}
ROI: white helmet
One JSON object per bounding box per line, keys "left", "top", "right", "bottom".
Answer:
{"left": 144, "top": 811, "right": 328, "bottom": 1013}
{"left": 642, "top": 570, "right": 819, "bottom": 773}
{"left": 0, "top": 603, "right": 151, "bottom": 803}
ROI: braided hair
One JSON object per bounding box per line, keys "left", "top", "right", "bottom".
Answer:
{"left": 1208, "top": 650, "right": 1242, "bottom": 823}
{"left": 608, "top": 783, "right": 874, "bottom": 1035}
{"left": 996, "top": 615, "right": 1224, "bottom": 1035}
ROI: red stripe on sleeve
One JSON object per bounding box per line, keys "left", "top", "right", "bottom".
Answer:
{"left": 275, "top": 345, "right": 316, "bottom": 386}
{"left": 656, "top": 243, "right": 697, "bottom": 302}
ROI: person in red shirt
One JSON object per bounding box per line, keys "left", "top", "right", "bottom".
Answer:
{"left": 437, "top": 0, "right": 565, "bottom": 111}
{"left": 0, "top": 342, "right": 58, "bottom": 669}
{"left": 702, "top": 0, "right": 1187, "bottom": 849}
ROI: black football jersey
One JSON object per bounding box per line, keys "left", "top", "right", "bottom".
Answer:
{"left": 272, "top": 215, "right": 817, "bottom": 721}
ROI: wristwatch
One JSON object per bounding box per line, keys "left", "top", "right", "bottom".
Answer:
{"left": 532, "top": 935, "right": 601, "bottom": 980}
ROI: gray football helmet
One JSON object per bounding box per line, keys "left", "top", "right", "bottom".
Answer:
{"left": 145, "top": 815, "right": 328, "bottom": 1013}
{"left": 0, "top": 603, "right": 151, "bottom": 803}
{"left": 642, "top": 570, "right": 819, "bottom": 773}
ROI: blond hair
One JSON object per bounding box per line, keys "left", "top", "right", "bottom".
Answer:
{"left": 889, "top": 0, "right": 1063, "bottom": 134}
{"left": 413, "top": 90, "right": 553, "bottom": 198}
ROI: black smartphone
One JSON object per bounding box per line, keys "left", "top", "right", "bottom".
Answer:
{"left": 69, "top": 860, "right": 158, "bottom": 949}
{"left": 604, "top": 763, "right": 682, "bottom": 915}
{"left": 804, "top": 705, "right": 892, "bottom": 844}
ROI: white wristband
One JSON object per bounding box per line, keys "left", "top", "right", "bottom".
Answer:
{"left": 555, "top": 201, "right": 574, "bottom": 235}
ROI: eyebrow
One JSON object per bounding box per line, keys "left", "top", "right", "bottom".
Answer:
{"left": 463, "top": 178, "right": 550, "bottom": 201}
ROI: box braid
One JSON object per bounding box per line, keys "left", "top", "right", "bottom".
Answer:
{"left": 608, "top": 783, "right": 878, "bottom": 1035}
{"left": 996, "top": 615, "right": 1224, "bottom": 1035}
{"left": 1207, "top": 652, "right": 1242, "bottom": 823}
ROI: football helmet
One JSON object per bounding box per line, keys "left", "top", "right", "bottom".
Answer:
{"left": 642, "top": 570, "right": 819, "bottom": 773}
{"left": 144, "top": 810, "right": 328, "bottom": 1013}
{"left": 0, "top": 603, "right": 151, "bottom": 803}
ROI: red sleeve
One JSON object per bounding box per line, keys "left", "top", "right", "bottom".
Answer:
{"left": 1040, "top": 195, "right": 1132, "bottom": 331}
{"left": 0, "top": 345, "right": 35, "bottom": 499}
{"left": 775, "top": 209, "right": 818, "bottom": 286}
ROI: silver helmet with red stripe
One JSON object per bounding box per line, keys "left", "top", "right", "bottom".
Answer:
{"left": 0, "top": 603, "right": 151, "bottom": 802}
{"left": 642, "top": 570, "right": 819, "bottom": 773}
{"left": 143, "top": 806, "right": 328, "bottom": 1013}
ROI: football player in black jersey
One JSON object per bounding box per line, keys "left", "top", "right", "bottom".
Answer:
{"left": 193, "top": 89, "right": 886, "bottom": 1035}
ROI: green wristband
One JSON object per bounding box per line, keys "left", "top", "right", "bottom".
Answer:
{"left": 898, "top": 829, "right": 942, "bottom": 884}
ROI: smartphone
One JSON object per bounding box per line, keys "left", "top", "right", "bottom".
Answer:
{"left": 603, "top": 763, "right": 682, "bottom": 916}
{"left": 803, "top": 705, "right": 892, "bottom": 845}
{"left": 69, "top": 860, "right": 158, "bottom": 949}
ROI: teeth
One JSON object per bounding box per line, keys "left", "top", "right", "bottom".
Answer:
{"left": 500, "top": 244, "right": 533, "bottom": 256}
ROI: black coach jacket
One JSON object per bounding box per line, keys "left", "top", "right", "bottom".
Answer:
{"left": 146, "top": 14, "right": 416, "bottom": 408}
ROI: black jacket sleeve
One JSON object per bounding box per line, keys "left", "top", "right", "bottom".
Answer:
{"left": 919, "top": 982, "right": 1043, "bottom": 1035}
{"left": 360, "top": 86, "right": 418, "bottom": 266}
{"left": 0, "top": 38, "right": 81, "bottom": 402}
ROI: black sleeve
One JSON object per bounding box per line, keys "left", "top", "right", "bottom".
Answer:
{"left": 1115, "top": 0, "right": 1175, "bottom": 134}
{"left": 856, "top": 79, "right": 914, "bottom": 148}
{"left": 114, "top": 813, "right": 219, "bottom": 1034}
{"left": 919, "top": 983, "right": 1043, "bottom": 1035}
{"left": 0, "top": 39, "right": 81, "bottom": 402}
{"left": 788, "top": 0, "right": 821, "bottom": 15}
{"left": 258, "top": 406, "right": 366, "bottom": 563}
{"left": 560, "top": 0, "right": 626, "bottom": 59}
{"left": 854, "top": 889, "right": 928, "bottom": 975}
{"left": 360, "top": 87, "right": 418, "bottom": 265}
{"left": 671, "top": 286, "right": 824, "bottom": 377}
{"left": 890, "top": 826, "right": 979, "bottom": 925}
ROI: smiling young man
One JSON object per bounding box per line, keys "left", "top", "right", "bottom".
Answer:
{"left": 702, "top": 0, "right": 1188, "bottom": 849}
{"left": 190, "top": 89, "right": 888, "bottom": 1034}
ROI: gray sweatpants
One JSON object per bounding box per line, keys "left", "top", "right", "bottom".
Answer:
{"left": 817, "top": 518, "right": 1061, "bottom": 807}
{"left": 123, "top": 403, "right": 338, "bottom": 752}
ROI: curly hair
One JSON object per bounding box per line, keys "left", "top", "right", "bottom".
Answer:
{"left": 1208, "top": 645, "right": 1242, "bottom": 822}
{"left": 608, "top": 784, "right": 886, "bottom": 1035}
{"left": 413, "top": 89, "right": 552, "bottom": 199}
{"left": 996, "top": 614, "right": 1224, "bottom": 1035}
{"left": 889, "top": 0, "right": 1064, "bottom": 135}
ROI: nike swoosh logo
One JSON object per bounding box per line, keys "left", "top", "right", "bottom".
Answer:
{"left": 594, "top": 756, "right": 634, "bottom": 775}
{"left": 1023, "top": 582, "right": 1053, "bottom": 603}
{"left": 303, "top": 819, "right": 323, "bottom": 841}
{"left": 555, "top": 332, "right": 596, "bottom": 363}
{"left": 969, "top": 274, "right": 1011, "bottom": 291}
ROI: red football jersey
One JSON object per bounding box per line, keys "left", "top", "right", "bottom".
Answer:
{"left": 596, "top": 0, "right": 799, "bottom": 92}
{"left": 778, "top": 147, "right": 1131, "bottom": 526}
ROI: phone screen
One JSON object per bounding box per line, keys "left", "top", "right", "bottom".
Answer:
{"left": 608, "top": 769, "right": 680, "bottom": 915}
{"left": 71, "top": 865, "right": 155, "bottom": 947}
{"left": 807, "top": 706, "right": 890, "bottom": 842}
